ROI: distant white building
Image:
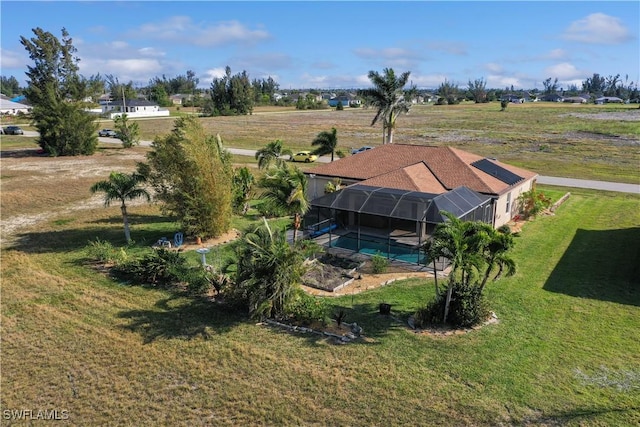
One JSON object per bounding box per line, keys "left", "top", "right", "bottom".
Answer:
{"left": 102, "top": 99, "right": 170, "bottom": 118}
{"left": 0, "top": 99, "right": 31, "bottom": 115}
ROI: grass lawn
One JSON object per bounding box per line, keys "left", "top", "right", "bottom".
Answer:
{"left": 2, "top": 186, "right": 639, "bottom": 425}
{"left": 1, "top": 103, "right": 638, "bottom": 425}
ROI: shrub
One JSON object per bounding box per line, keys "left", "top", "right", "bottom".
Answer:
{"left": 413, "top": 295, "right": 445, "bottom": 327}
{"left": 414, "top": 283, "right": 490, "bottom": 328}
{"left": 286, "top": 291, "right": 329, "bottom": 326}
{"left": 518, "top": 189, "right": 552, "bottom": 218}
{"left": 371, "top": 252, "right": 389, "bottom": 274}
{"left": 85, "top": 238, "right": 128, "bottom": 265}
{"left": 112, "top": 249, "right": 189, "bottom": 287}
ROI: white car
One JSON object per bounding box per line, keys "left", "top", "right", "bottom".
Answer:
{"left": 98, "top": 129, "right": 117, "bottom": 137}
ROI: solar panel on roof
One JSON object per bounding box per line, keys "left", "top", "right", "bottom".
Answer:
{"left": 471, "top": 158, "right": 523, "bottom": 185}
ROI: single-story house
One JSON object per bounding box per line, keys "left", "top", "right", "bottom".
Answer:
{"left": 539, "top": 94, "right": 564, "bottom": 102}
{"left": 595, "top": 96, "right": 624, "bottom": 104}
{"left": 101, "top": 99, "right": 170, "bottom": 119}
{"left": 302, "top": 145, "right": 537, "bottom": 264}
{"left": 0, "top": 99, "right": 31, "bottom": 115}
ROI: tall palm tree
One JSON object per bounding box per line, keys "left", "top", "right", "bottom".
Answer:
{"left": 90, "top": 171, "right": 150, "bottom": 243}
{"left": 361, "top": 68, "right": 415, "bottom": 144}
{"left": 311, "top": 127, "right": 338, "bottom": 161}
{"left": 259, "top": 164, "right": 310, "bottom": 242}
{"left": 255, "top": 139, "right": 292, "bottom": 169}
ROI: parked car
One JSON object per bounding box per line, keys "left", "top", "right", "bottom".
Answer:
{"left": 3, "top": 125, "right": 24, "bottom": 135}
{"left": 98, "top": 129, "right": 117, "bottom": 137}
{"left": 290, "top": 151, "right": 318, "bottom": 163}
{"left": 351, "top": 146, "right": 373, "bottom": 155}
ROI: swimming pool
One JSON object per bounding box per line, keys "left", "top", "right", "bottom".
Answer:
{"left": 330, "top": 232, "right": 426, "bottom": 265}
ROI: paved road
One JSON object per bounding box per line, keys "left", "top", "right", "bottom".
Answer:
{"left": 536, "top": 176, "right": 639, "bottom": 194}
{"left": 12, "top": 132, "right": 640, "bottom": 194}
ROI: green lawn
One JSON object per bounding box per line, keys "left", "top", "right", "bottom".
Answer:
{"left": 2, "top": 187, "right": 639, "bottom": 425}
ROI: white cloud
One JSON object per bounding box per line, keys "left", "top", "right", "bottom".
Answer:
{"left": 138, "top": 47, "right": 166, "bottom": 58}
{"left": 203, "top": 67, "right": 228, "bottom": 81}
{"left": 0, "top": 48, "right": 26, "bottom": 69}
{"left": 486, "top": 75, "right": 522, "bottom": 89}
{"left": 563, "top": 13, "right": 633, "bottom": 44}
{"left": 545, "top": 62, "right": 582, "bottom": 80}
{"left": 133, "top": 17, "right": 270, "bottom": 47}
{"left": 484, "top": 63, "right": 503, "bottom": 74}
{"left": 546, "top": 49, "right": 568, "bottom": 60}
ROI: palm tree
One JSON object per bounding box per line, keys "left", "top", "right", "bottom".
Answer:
{"left": 255, "top": 139, "right": 292, "bottom": 169}
{"left": 361, "top": 68, "right": 415, "bottom": 144}
{"left": 428, "top": 212, "right": 485, "bottom": 323}
{"left": 90, "top": 171, "right": 150, "bottom": 243}
{"left": 232, "top": 218, "right": 306, "bottom": 318}
{"left": 259, "top": 164, "right": 309, "bottom": 242}
{"left": 311, "top": 127, "right": 338, "bottom": 161}
{"left": 478, "top": 228, "right": 516, "bottom": 292}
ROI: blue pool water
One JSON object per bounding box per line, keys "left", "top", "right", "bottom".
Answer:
{"left": 330, "top": 232, "right": 426, "bottom": 265}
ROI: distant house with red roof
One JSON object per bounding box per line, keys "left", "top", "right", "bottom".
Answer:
{"left": 305, "top": 144, "right": 537, "bottom": 235}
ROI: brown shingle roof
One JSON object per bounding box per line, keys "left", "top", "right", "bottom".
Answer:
{"left": 360, "top": 162, "right": 447, "bottom": 193}
{"left": 308, "top": 144, "right": 537, "bottom": 195}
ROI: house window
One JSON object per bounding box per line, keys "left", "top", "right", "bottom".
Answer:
{"left": 506, "top": 192, "right": 511, "bottom": 213}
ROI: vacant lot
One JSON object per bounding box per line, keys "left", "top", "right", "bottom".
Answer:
{"left": 1, "top": 104, "right": 639, "bottom": 425}
{"left": 133, "top": 102, "right": 640, "bottom": 183}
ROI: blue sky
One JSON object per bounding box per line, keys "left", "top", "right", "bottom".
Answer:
{"left": 1, "top": 1, "right": 638, "bottom": 90}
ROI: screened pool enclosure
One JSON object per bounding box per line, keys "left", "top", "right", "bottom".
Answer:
{"left": 303, "top": 184, "right": 493, "bottom": 265}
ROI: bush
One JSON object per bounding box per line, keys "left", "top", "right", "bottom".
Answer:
{"left": 413, "top": 283, "right": 490, "bottom": 328}
{"left": 286, "top": 291, "right": 329, "bottom": 326}
{"left": 447, "top": 282, "right": 489, "bottom": 327}
{"left": 371, "top": 252, "right": 389, "bottom": 274}
{"left": 413, "top": 295, "right": 445, "bottom": 327}
{"left": 112, "top": 249, "right": 189, "bottom": 287}
{"left": 85, "top": 238, "right": 128, "bottom": 265}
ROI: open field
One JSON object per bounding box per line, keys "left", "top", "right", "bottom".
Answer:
{"left": 135, "top": 102, "right": 639, "bottom": 183}
{"left": 1, "top": 104, "right": 639, "bottom": 425}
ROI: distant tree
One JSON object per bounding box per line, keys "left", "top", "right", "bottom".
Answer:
{"left": 582, "top": 73, "right": 606, "bottom": 95}
{"left": 149, "top": 84, "right": 172, "bottom": 107}
{"left": 21, "top": 27, "right": 98, "bottom": 156}
{"left": 436, "top": 79, "right": 460, "bottom": 105}
{"left": 542, "top": 77, "right": 559, "bottom": 95}
{"left": 105, "top": 74, "right": 137, "bottom": 101}
{"left": 467, "top": 78, "right": 488, "bottom": 103}
{"left": 360, "top": 68, "right": 415, "bottom": 144}
{"left": 209, "top": 66, "right": 254, "bottom": 116}
{"left": 113, "top": 113, "right": 140, "bottom": 148}
{"left": 0, "top": 76, "right": 22, "bottom": 97}
{"left": 255, "top": 139, "right": 292, "bottom": 169}
{"left": 90, "top": 171, "right": 150, "bottom": 243}
{"left": 311, "top": 127, "right": 338, "bottom": 161}
{"left": 141, "top": 117, "right": 233, "bottom": 239}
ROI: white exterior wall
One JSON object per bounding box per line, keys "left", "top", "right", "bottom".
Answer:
{"left": 492, "top": 178, "right": 537, "bottom": 227}
{"left": 109, "top": 110, "right": 170, "bottom": 119}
